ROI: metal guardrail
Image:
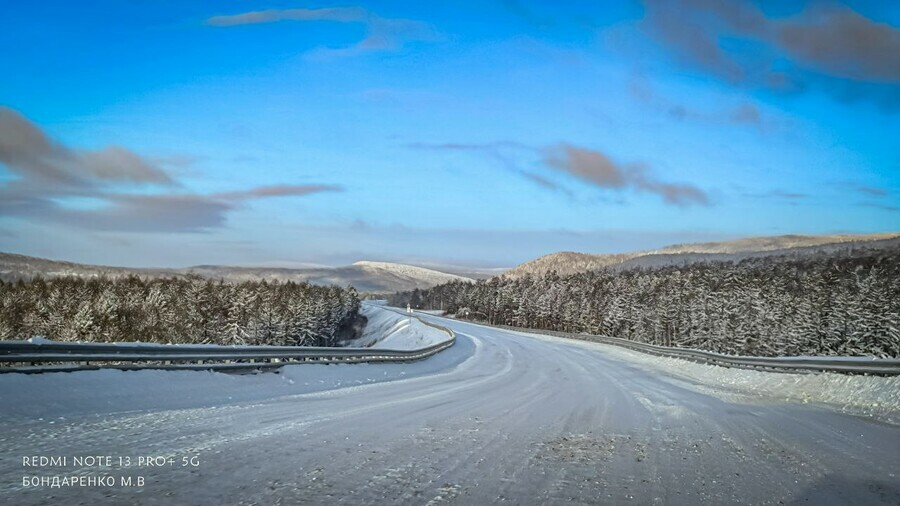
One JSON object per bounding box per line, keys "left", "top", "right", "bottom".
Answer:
{"left": 0, "top": 314, "right": 456, "bottom": 374}
{"left": 406, "top": 306, "right": 900, "bottom": 376}
{"left": 492, "top": 324, "right": 900, "bottom": 376}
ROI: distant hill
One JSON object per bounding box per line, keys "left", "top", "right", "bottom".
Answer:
{"left": 0, "top": 253, "right": 473, "bottom": 293}
{"left": 502, "top": 252, "right": 640, "bottom": 278}
{"left": 503, "top": 233, "right": 900, "bottom": 278}
{"left": 401, "top": 262, "right": 509, "bottom": 280}
{"left": 651, "top": 233, "right": 900, "bottom": 255}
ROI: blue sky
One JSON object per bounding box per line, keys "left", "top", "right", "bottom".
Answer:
{"left": 1, "top": 0, "right": 898, "bottom": 268}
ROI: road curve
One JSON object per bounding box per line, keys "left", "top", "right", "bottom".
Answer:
{"left": 2, "top": 307, "right": 899, "bottom": 505}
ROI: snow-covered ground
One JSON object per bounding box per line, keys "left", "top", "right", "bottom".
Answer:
{"left": 2, "top": 310, "right": 899, "bottom": 504}
{"left": 503, "top": 325, "right": 900, "bottom": 424}
{"left": 351, "top": 261, "right": 471, "bottom": 287}
{"left": 0, "top": 329, "right": 473, "bottom": 421}
{"left": 342, "top": 304, "right": 451, "bottom": 350}
{"left": 416, "top": 309, "right": 446, "bottom": 315}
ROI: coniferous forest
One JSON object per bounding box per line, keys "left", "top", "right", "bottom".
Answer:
{"left": 390, "top": 248, "right": 900, "bottom": 358}
{"left": 0, "top": 276, "right": 360, "bottom": 346}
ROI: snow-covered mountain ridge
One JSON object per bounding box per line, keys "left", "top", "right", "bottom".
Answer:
{"left": 504, "top": 232, "right": 900, "bottom": 278}
{"left": 0, "top": 253, "right": 474, "bottom": 293}
{"left": 352, "top": 261, "right": 470, "bottom": 286}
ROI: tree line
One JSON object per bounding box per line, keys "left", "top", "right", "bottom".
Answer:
{"left": 0, "top": 275, "right": 361, "bottom": 346}
{"left": 390, "top": 248, "right": 900, "bottom": 357}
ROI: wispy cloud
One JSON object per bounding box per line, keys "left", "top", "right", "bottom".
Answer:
{"left": 0, "top": 107, "right": 173, "bottom": 187}
{"left": 861, "top": 203, "right": 900, "bottom": 212}
{"left": 520, "top": 171, "right": 571, "bottom": 195}
{"left": 206, "top": 6, "right": 436, "bottom": 56}
{"left": 39, "top": 186, "right": 342, "bottom": 233}
{"left": 51, "top": 194, "right": 234, "bottom": 233}
{"left": 543, "top": 143, "right": 709, "bottom": 206}
{"left": 215, "top": 184, "right": 342, "bottom": 201}
{"left": 407, "top": 141, "right": 527, "bottom": 151}
{"left": 767, "top": 190, "right": 807, "bottom": 200}
{"left": 407, "top": 140, "right": 571, "bottom": 192}
{"left": 730, "top": 103, "right": 762, "bottom": 125}
{"left": 206, "top": 7, "right": 368, "bottom": 27}
{"left": 777, "top": 7, "right": 900, "bottom": 82}
{"left": 857, "top": 186, "right": 889, "bottom": 197}
{"left": 0, "top": 107, "right": 341, "bottom": 233}
{"left": 502, "top": 0, "right": 557, "bottom": 30}
{"left": 411, "top": 139, "right": 708, "bottom": 206}
{"left": 639, "top": 0, "right": 900, "bottom": 109}
{"left": 630, "top": 77, "right": 765, "bottom": 128}
{"left": 741, "top": 189, "right": 809, "bottom": 201}
{"left": 827, "top": 181, "right": 892, "bottom": 200}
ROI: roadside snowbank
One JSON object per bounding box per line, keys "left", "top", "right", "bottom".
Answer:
{"left": 343, "top": 305, "right": 451, "bottom": 350}
{"left": 504, "top": 327, "right": 900, "bottom": 424}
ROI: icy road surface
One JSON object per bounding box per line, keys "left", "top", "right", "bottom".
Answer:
{"left": 1, "top": 306, "right": 899, "bottom": 505}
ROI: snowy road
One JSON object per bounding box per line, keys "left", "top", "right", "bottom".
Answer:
{"left": 2, "top": 307, "right": 899, "bottom": 505}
